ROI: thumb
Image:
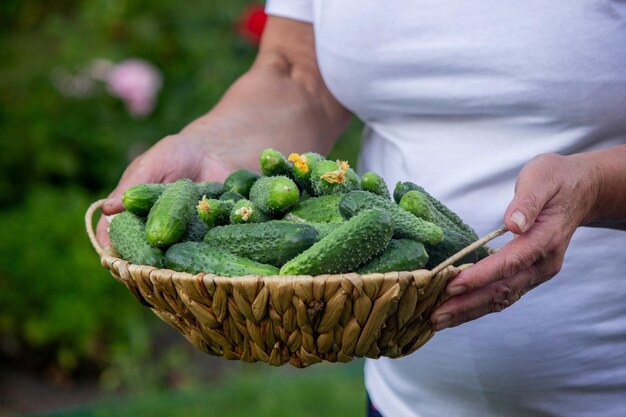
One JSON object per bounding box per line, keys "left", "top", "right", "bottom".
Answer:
{"left": 504, "top": 164, "right": 559, "bottom": 234}
{"left": 102, "top": 157, "right": 164, "bottom": 215}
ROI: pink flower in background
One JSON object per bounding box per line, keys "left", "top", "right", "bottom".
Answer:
{"left": 105, "top": 59, "right": 162, "bottom": 117}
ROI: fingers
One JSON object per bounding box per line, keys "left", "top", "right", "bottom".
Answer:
{"left": 432, "top": 264, "right": 541, "bottom": 330}
{"left": 102, "top": 153, "right": 166, "bottom": 215}
{"left": 445, "top": 225, "right": 546, "bottom": 296}
{"left": 432, "top": 225, "right": 566, "bottom": 330}
{"left": 96, "top": 214, "right": 112, "bottom": 248}
{"left": 504, "top": 154, "right": 561, "bottom": 234}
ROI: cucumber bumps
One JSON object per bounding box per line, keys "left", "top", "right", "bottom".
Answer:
{"left": 311, "top": 160, "right": 360, "bottom": 196}
{"left": 249, "top": 176, "right": 299, "bottom": 215}
{"left": 145, "top": 179, "right": 198, "bottom": 248}
{"left": 339, "top": 191, "right": 443, "bottom": 245}
{"left": 279, "top": 209, "right": 394, "bottom": 275}
{"left": 165, "top": 242, "right": 279, "bottom": 276}
{"left": 204, "top": 221, "right": 319, "bottom": 267}
{"left": 109, "top": 211, "right": 165, "bottom": 267}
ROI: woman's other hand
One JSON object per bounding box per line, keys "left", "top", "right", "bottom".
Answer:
{"left": 431, "top": 145, "right": 626, "bottom": 330}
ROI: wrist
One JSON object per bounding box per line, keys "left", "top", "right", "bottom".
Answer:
{"left": 576, "top": 145, "right": 626, "bottom": 228}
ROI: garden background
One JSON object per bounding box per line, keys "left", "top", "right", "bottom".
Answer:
{"left": 0, "top": 1, "right": 365, "bottom": 415}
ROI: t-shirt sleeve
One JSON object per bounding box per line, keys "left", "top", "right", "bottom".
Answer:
{"left": 265, "top": 0, "right": 313, "bottom": 23}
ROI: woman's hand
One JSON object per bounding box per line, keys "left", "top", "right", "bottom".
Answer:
{"left": 430, "top": 151, "right": 612, "bottom": 331}
{"left": 96, "top": 129, "right": 235, "bottom": 247}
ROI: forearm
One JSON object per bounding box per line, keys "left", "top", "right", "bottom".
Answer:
{"left": 183, "top": 17, "right": 351, "bottom": 172}
{"left": 582, "top": 143, "right": 626, "bottom": 230}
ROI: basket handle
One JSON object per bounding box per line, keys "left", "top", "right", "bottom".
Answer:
{"left": 429, "top": 225, "right": 509, "bottom": 276}
{"left": 85, "top": 199, "right": 107, "bottom": 257}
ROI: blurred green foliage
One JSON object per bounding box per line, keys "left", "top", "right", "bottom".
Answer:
{"left": 0, "top": 0, "right": 361, "bottom": 383}
{"left": 27, "top": 363, "right": 365, "bottom": 417}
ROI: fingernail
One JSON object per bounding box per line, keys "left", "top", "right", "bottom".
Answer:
{"left": 433, "top": 320, "right": 452, "bottom": 331}
{"left": 510, "top": 210, "right": 527, "bottom": 232}
{"left": 432, "top": 313, "right": 452, "bottom": 325}
{"left": 447, "top": 285, "right": 467, "bottom": 296}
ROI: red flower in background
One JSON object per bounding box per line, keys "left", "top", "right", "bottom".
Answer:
{"left": 237, "top": 4, "right": 267, "bottom": 45}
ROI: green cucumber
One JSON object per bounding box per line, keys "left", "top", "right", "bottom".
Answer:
{"left": 399, "top": 190, "right": 433, "bottom": 222}
{"left": 360, "top": 172, "right": 391, "bottom": 200}
{"left": 311, "top": 160, "right": 360, "bottom": 196}
{"left": 181, "top": 212, "right": 209, "bottom": 242}
{"left": 288, "top": 152, "right": 324, "bottom": 181}
{"left": 284, "top": 195, "right": 345, "bottom": 223}
{"left": 196, "top": 196, "right": 234, "bottom": 228}
{"left": 259, "top": 148, "right": 293, "bottom": 177}
{"left": 288, "top": 152, "right": 324, "bottom": 195}
{"left": 394, "top": 181, "right": 479, "bottom": 240}
{"left": 122, "top": 182, "right": 223, "bottom": 217}
{"left": 122, "top": 183, "right": 166, "bottom": 217}
{"left": 223, "top": 169, "right": 261, "bottom": 197}
{"left": 229, "top": 199, "right": 269, "bottom": 224}
{"left": 109, "top": 211, "right": 164, "bottom": 267}
{"left": 248, "top": 176, "right": 300, "bottom": 215}
{"left": 425, "top": 228, "right": 478, "bottom": 269}
{"left": 145, "top": 179, "right": 198, "bottom": 248}
{"left": 393, "top": 181, "right": 420, "bottom": 204}
{"left": 357, "top": 239, "right": 428, "bottom": 274}
{"left": 338, "top": 191, "right": 443, "bottom": 245}
{"left": 279, "top": 209, "right": 394, "bottom": 275}
{"left": 303, "top": 222, "right": 336, "bottom": 239}
{"left": 219, "top": 191, "right": 244, "bottom": 202}
{"left": 165, "top": 242, "right": 279, "bottom": 276}
{"left": 204, "top": 221, "right": 319, "bottom": 267}
{"left": 195, "top": 181, "right": 224, "bottom": 199}
{"left": 283, "top": 214, "right": 337, "bottom": 239}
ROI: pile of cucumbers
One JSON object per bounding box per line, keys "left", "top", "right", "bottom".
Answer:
{"left": 108, "top": 149, "right": 487, "bottom": 277}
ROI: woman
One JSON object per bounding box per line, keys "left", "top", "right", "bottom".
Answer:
{"left": 98, "top": 2, "right": 626, "bottom": 416}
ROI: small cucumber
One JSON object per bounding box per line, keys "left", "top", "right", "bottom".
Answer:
{"left": 196, "top": 196, "right": 234, "bottom": 228}
{"left": 259, "top": 148, "right": 293, "bottom": 177}
{"left": 219, "top": 191, "right": 245, "bottom": 202}
{"left": 393, "top": 181, "right": 420, "bottom": 204}
{"left": 223, "top": 169, "right": 261, "bottom": 197}
{"left": 284, "top": 195, "right": 345, "bottom": 223}
{"left": 109, "top": 211, "right": 164, "bottom": 267}
{"left": 145, "top": 179, "right": 198, "bottom": 248}
{"left": 357, "top": 239, "right": 428, "bottom": 274}
{"left": 288, "top": 152, "right": 324, "bottom": 181}
{"left": 360, "top": 172, "right": 391, "bottom": 200}
{"left": 230, "top": 199, "right": 269, "bottom": 224}
{"left": 165, "top": 242, "right": 279, "bottom": 276}
{"left": 311, "top": 160, "right": 360, "bottom": 196}
{"left": 122, "top": 182, "right": 223, "bottom": 217}
{"left": 425, "top": 228, "right": 478, "bottom": 269}
{"left": 181, "top": 212, "right": 209, "bottom": 242}
{"left": 279, "top": 209, "right": 394, "bottom": 275}
{"left": 399, "top": 190, "right": 433, "bottom": 222}
{"left": 122, "top": 183, "right": 166, "bottom": 217}
{"left": 338, "top": 191, "right": 443, "bottom": 245}
{"left": 394, "top": 181, "right": 479, "bottom": 240}
{"left": 249, "top": 175, "right": 300, "bottom": 215}
{"left": 204, "top": 221, "right": 319, "bottom": 267}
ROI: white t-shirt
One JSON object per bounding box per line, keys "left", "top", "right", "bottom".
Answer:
{"left": 266, "top": 2, "right": 626, "bottom": 416}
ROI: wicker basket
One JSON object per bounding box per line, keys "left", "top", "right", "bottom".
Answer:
{"left": 86, "top": 199, "right": 506, "bottom": 368}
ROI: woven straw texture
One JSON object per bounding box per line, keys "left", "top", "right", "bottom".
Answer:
{"left": 86, "top": 199, "right": 506, "bottom": 368}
